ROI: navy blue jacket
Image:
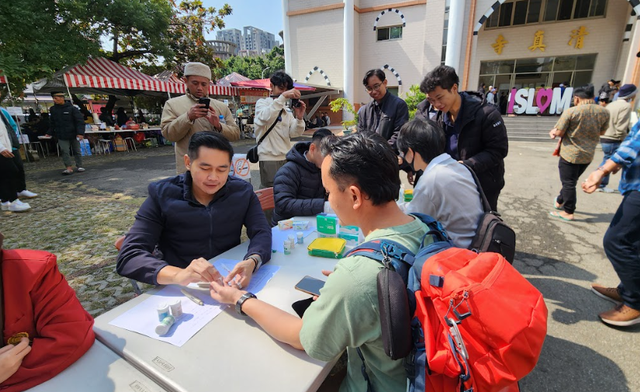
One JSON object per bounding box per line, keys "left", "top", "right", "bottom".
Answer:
{"left": 116, "top": 173, "right": 272, "bottom": 285}
{"left": 272, "top": 142, "right": 325, "bottom": 224}
{"left": 356, "top": 91, "right": 409, "bottom": 150}
{"left": 49, "top": 102, "right": 85, "bottom": 140}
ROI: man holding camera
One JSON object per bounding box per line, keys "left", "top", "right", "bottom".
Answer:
{"left": 161, "top": 62, "right": 240, "bottom": 174}
{"left": 254, "top": 71, "right": 306, "bottom": 188}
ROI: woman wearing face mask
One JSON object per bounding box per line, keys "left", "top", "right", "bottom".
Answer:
{"left": 396, "top": 119, "right": 484, "bottom": 248}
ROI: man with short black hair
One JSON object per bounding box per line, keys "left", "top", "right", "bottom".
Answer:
{"left": 161, "top": 62, "right": 240, "bottom": 174}
{"left": 419, "top": 65, "right": 508, "bottom": 211}
{"left": 117, "top": 132, "right": 271, "bottom": 287}
{"left": 549, "top": 84, "right": 609, "bottom": 221}
{"left": 357, "top": 69, "right": 409, "bottom": 149}
{"left": 397, "top": 119, "right": 483, "bottom": 248}
{"left": 254, "top": 71, "right": 306, "bottom": 188}
{"left": 46, "top": 91, "right": 85, "bottom": 175}
{"left": 209, "top": 132, "right": 430, "bottom": 392}
{"left": 272, "top": 128, "right": 333, "bottom": 224}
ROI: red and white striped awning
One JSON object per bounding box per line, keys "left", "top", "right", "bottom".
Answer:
{"left": 64, "top": 57, "right": 176, "bottom": 93}
{"left": 154, "top": 71, "right": 239, "bottom": 96}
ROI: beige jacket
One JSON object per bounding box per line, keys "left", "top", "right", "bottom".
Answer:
{"left": 161, "top": 93, "right": 240, "bottom": 173}
{"left": 254, "top": 95, "right": 305, "bottom": 161}
{"left": 602, "top": 99, "right": 631, "bottom": 142}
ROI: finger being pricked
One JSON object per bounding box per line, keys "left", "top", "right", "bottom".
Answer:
{"left": 190, "top": 258, "right": 222, "bottom": 283}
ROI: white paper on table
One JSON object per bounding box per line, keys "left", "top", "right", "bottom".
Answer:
{"left": 271, "top": 226, "right": 315, "bottom": 253}
{"left": 109, "top": 259, "right": 280, "bottom": 347}
{"left": 109, "top": 285, "right": 226, "bottom": 347}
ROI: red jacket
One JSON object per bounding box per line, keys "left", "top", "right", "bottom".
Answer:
{"left": 0, "top": 249, "right": 95, "bottom": 391}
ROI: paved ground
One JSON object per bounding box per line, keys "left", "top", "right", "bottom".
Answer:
{"left": 2, "top": 139, "right": 638, "bottom": 391}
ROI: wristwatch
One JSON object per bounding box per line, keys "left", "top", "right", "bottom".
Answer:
{"left": 235, "top": 292, "right": 257, "bottom": 316}
{"left": 248, "top": 254, "right": 262, "bottom": 272}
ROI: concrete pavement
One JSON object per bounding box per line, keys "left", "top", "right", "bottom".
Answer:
{"left": 17, "top": 139, "right": 640, "bottom": 391}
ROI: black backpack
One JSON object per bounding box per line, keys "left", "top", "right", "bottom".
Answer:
{"left": 463, "top": 164, "right": 516, "bottom": 263}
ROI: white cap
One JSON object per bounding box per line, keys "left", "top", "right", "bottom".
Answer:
{"left": 184, "top": 62, "right": 212, "bottom": 80}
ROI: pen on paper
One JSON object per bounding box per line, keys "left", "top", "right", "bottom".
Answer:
{"left": 180, "top": 289, "right": 204, "bottom": 306}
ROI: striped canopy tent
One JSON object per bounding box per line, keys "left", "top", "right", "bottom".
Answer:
{"left": 231, "top": 79, "right": 316, "bottom": 91}
{"left": 153, "top": 70, "right": 239, "bottom": 96}
{"left": 33, "top": 58, "right": 179, "bottom": 97}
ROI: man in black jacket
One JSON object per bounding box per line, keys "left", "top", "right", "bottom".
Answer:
{"left": 272, "top": 128, "right": 332, "bottom": 224}
{"left": 46, "top": 92, "right": 85, "bottom": 175}
{"left": 356, "top": 69, "right": 409, "bottom": 150}
{"left": 416, "top": 66, "right": 508, "bottom": 211}
{"left": 116, "top": 132, "right": 272, "bottom": 288}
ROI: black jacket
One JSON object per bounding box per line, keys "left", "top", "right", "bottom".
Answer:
{"left": 272, "top": 142, "right": 325, "bottom": 224}
{"left": 432, "top": 92, "right": 508, "bottom": 205}
{"left": 357, "top": 91, "right": 409, "bottom": 150}
{"left": 49, "top": 102, "right": 85, "bottom": 140}
{"left": 116, "top": 173, "right": 272, "bottom": 285}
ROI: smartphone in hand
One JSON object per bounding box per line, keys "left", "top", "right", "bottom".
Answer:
{"left": 198, "top": 97, "right": 210, "bottom": 110}
{"left": 295, "top": 275, "right": 326, "bottom": 297}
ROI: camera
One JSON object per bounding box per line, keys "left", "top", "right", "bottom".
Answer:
{"left": 290, "top": 98, "right": 302, "bottom": 109}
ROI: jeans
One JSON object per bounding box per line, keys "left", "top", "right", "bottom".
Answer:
{"left": 0, "top": 151, "right": 26, "bottom": 202}
{"left": 58, "top": 138, "right": 83, "bottom": 168}
{"left": 599, "top": 141, "right": 621, "bottom": 188}
{"left": 556, "top": 157, "right": 589, "bottom": 214}
{"left": 603, "top": 190, "right": 640, "bottom": 310}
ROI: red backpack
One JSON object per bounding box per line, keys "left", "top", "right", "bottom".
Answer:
{"left": 414, "top": 248, "right": 547, "bottom": 392}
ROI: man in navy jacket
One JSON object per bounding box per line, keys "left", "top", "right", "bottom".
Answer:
{"left": 117, "top": 132, "right": 271, "bottom": 288}
{"left": 272, "top": 128, "right": 332, "bottom": 224}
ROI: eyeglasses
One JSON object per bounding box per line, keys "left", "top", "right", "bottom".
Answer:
{"left": 365, "top": 83, "right": 382, "bottom": 92}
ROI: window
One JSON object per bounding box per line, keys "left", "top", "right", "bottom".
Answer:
{"left": 485, "top": 0, "right": 606, "bottom": 29}
{"left": 479, "top": 54, "right": 597, "bottom": 92}
{"left": 377, "top": 25, "right": 403, "bottom": 41}
{"left": 441, "top": 0, "right": 450, "bottom": 64}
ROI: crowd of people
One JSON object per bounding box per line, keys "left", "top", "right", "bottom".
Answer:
{"left": 2, "top": 59, "right": 640, "bottom": 392}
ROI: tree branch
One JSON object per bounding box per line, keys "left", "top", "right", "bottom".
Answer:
{"left": 109, "top": 50, "right": 153, "bottom": 62}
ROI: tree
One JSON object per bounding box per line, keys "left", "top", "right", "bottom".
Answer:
{"left": 0, "top": 0, "right": 101, "bottom": 100}
{"left": 0, "top": 0, "right": 233, "bottom": 103}
{"left": 218, "top": 46, "right": 285, "bottom": 80}
{"left": 330, "top": 98, "right": 358, "bottom": 129}
{"left": 404, "top": 84, "right": 426, "bottom": 120}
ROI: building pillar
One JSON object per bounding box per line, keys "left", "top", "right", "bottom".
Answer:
{"left": 282, "top": 0, "right": 293, "bottom": 75}
{"left": 445, "top": 0, "right": 465, "bottom": 72}
{"left": 343, "top": 0, "right": 355, "bottom": 121}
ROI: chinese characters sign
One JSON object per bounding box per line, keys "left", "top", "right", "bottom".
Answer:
{"left": 489, "top": 27, "right": 589, "bottom": 54}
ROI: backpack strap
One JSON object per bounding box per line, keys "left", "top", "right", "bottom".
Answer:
{"left": 346, "top": 239, "right": 415, "bottom": 265}
{"left": 460, "top": 163, "right": 493, "bottom": 214}
{"left": 256, "top": 109, "right": 285, "bottom": 146}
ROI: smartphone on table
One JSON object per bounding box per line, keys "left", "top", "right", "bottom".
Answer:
{"left": 198, "top": 97, "right": 210, "bottom": 110}
{"left": 295, "top": 275, "right": 326, "bottom": 297}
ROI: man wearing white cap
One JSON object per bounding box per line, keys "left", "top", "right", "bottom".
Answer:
{"left": 161, "top": 62, "right": 240, "bottom": 174}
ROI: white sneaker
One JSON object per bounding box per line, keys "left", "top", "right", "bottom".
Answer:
{"left": 9, "top": 199, "right": 31, "bottom": 212}
{"left": 1, "top": 202, "right": 10, "bottom": 211}
{"left": 17, "top": 190, "right": 38, "bottom": 199}
{"left": 76, "top": 167, "right": 86, "bottom": 172}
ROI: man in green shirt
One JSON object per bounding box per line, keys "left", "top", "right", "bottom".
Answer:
{"left": 549, "top": 84, "right": 609, "bottom": 221}
{"left": 209, "top": 132, "right": 428, "bottom": 391}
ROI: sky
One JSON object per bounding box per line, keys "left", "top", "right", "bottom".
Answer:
{"left": 203, "top": 0, "right": 284, "bottom": 43}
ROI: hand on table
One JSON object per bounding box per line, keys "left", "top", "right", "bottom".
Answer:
{"left": 173, "top": 257, "right": 223, "bottom": 286}
{"left": 0, "top": 338, "right": 31, "bottom": 384}
{"left": 209, "top": 280, "right": 245, "bottom": 305}
{"left": 0, "top": 150, "right": 14, "bottom": 158}
{"left": 223, "top": 259, "right": 254, "bottom": 290}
